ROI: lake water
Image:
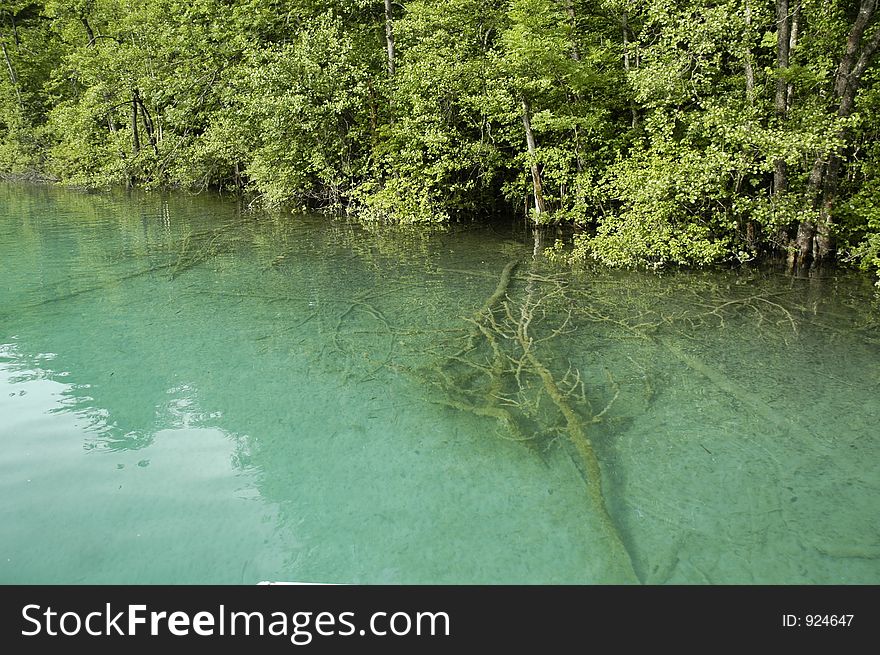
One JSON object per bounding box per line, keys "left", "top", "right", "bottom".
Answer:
{"left": 1, "top": 182, "right": 878, "bottom": 584}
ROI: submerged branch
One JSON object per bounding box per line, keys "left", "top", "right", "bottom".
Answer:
{"left": 428, "top": 261, "right": 640, "bottom": 582}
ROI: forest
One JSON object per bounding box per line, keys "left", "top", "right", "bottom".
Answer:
{"left": 1, "top": 1, "right": 879, "bottom": 281}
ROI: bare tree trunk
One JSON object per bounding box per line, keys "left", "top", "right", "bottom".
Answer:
{"left": 814, "top": 22, "right": 880, "bottom": 259}
{"left": 532, "top": 227, "right": 544, "bottom": 259}
{"left": 622, "top": 12, "right": 639, "bottom": 128}
{"left": 786, "top": 2, "right": 801, "bottom": 109}
{"left": 792, "top": 228, "right": 813, "bottom": 269}
{"left": 384, "top": 0, "right": 396, "bottom": 77}
{"left": 521, "top": 97, "right": 546, "bottom": 219}
{"left": 564, "top": 0, "right": 580, "bottom": 62}
{"left": 135, "top": 92, "right": 159, "bottom": 155}
{"left": 740, "top": 1, "right": 759, "bottom": 248}
{"left": 564, "top": 0, "right": 585, "bottom": 203}
{"left": 0, "top": 39, "right": 22, "bottom": 107}
{"left": 773, "top": 0, "right": 791, "bottom": 195}
{"left": 81, "top": 17, "right": 95, "bottom": 46}
{"left": 744, "top": 0, "right": 755, "bottom": 102}
{"left": 131, "top": 91, "right": 140, "bottom": 156}
{"left": 815, "top": 157, "right": 842, "bottom": 258}
{"left": 9, "top": 15, "right": 20, "bottom": 47}
{"left": 834, "top": 0, "right": 878, "bottom": 102}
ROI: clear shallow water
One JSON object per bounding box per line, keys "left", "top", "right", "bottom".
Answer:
{"left": 1, "top": 182, "right": 878, "bottom": 584}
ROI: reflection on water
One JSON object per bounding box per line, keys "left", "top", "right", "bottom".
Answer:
{"left": 0, "top": 182, "right": 878, "bottom": 584}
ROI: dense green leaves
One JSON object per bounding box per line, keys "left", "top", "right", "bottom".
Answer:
{"left": 1, "top": 0, "right": 879, "bottom": 282}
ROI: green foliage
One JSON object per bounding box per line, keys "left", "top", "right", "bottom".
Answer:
{"left": 841, "top": 177, "right": 880, "bottom": 286}
{"left": 1, "top": 0, "right": 879, "bottom": 279}
{"left": 580, "top": 145, "right": 735, "bottom": 267}
{"left": 226, "top": 13, "right": 374, "bottom": 207}
{"left": 0, "top": 1, "right": 63, "bottom": 177}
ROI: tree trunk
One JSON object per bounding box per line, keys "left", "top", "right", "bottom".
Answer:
{"left": 532, "top": 227, "right": 544, "bottom": 260}
{"left": 131, "top": 91, "right": 141, "bottom": 155}
{"left": 0, "top": 38, "right": 22, "bottom": 107}
{"left": 136, "top": 93, "right": 159, "bottom": 155}
{"left": 744, "top": 0, "right": 755, "bottom": 102}
{"left": 521, "top": 97, "right": 546, "bottom": 219}
{"left": 834, "top": 0, "right": 878, "bottom": 102}
{"left": 564, "top": 0, "right": 585, "bottom": 201}
{"left": 786, "top": 2, "right": 801, "bottom": 109}
{"left": 10, "top": 15, "right": 20, "bottom": 47}
{"left": 564, "top": 0, "right": 580, "bottom": 62}
{"left": 794, "top": 0, "right": 880, "bottom": 267}
{"left": 622, "top": 12, "right": 639, "bottom": 128}
{"left": 384, "top": 0, "right": 396, "bottom": 77}
{"left": 81, "top": 17, "right": 95, "bottom": 46}
{"left": 773, "top": 0, "right": 791, "bottom": 195}
{"left": 815, "top": 157, "right": 842, "bottom": 258}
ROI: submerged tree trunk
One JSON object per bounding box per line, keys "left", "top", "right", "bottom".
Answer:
{"left": 532, "top": 226, "right": 544, "bottom": 259}
{"left": 520, "top": 97, "right": 546, "bottom": 219}
{"left": 384, "top": 0, "right": 396, "bottom": 77}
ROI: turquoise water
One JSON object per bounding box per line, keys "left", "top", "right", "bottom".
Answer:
{"left": 1, "top": 182, "right": 878, "bottom": 584}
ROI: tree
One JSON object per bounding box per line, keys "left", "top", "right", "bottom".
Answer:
{"left": 0, "top": 2, "right": 61, "bottom": 177}
{"left": 791, "top": 0, "right": 880, "bottom": 267}
{"left": 2, "top": 0, "right": 880, "bottom": 283}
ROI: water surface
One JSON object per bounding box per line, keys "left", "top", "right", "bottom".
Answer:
{"left": 1, "top": 183, "right": 878, "bottom": 584}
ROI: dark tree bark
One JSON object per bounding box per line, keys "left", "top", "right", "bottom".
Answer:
{"left": 131, "top": 91, "right": 140, "bottom": 155}
{"left": 10, "top": 14, "right": 20, "bottom": 46}
{"left": 81, "top": 17, "right": 95, "bottom": 46}
{"left": 521, "top": 97, "right": 546, "bottom": 219}
{"left": 135, "top": 93, "right": 159, "bottom": 155}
